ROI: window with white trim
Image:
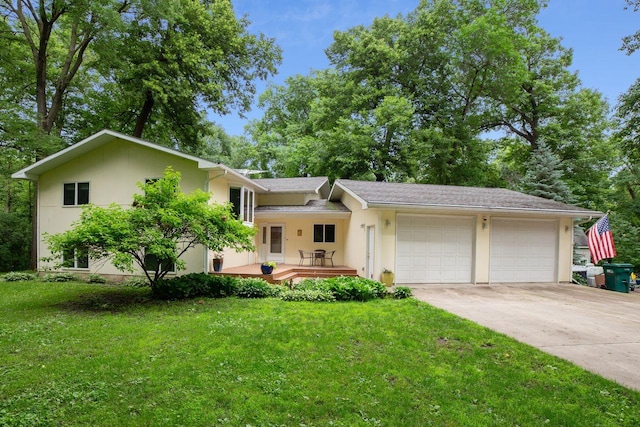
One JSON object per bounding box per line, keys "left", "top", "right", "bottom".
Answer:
{"left": 144, "top": 253, "right": 176, "bottom": 273}
{"left": 314, "top": 224, "right": 336, "bottom": 243}
{"left": 230, "top": 186, "right": 254, "bottom": 223}
{"left": 63, "top": 248, "right": 89, "bottom": 269}
{"left": 63, "top": 182, "right": 90, "bottom": 206}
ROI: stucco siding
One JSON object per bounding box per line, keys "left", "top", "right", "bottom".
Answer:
{"left": 254, "top": 217, "right": 346, "bottom": 266}
{"left": 257, "top": 193, "right": 307, "bottom": 206}
{"left": 38, "top": 138, "right": 208, "bottom": 276}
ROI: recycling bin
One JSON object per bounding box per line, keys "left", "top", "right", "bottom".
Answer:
{"left": 602, "top": 263, "right": 634, "bottom": 293}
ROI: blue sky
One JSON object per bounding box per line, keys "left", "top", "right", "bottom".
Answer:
{"left": 213, "top": 0, "right": 640, "bottom": 136}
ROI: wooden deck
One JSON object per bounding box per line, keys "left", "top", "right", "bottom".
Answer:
{"left": 211, "top": 263, "right": 359, "bottom": 284}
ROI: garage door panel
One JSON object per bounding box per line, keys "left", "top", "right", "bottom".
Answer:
{"left": 490, "top": 219, "right": 557, "bottom": 283}
{"left": 396, "top": 215, "right": 474, "bottom": 284}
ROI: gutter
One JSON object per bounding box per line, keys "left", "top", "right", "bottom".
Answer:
{"left": 366, "top": 201, "right": 603, "bottom": 217}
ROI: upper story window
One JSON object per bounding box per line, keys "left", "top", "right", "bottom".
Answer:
{"left": 63, "top": 182, "right": 89, "bottom": 206}
{"left": 230, "top": 186, "right": 254, "bottom": 223}
{"left": 314, "top": 224, "right": 336, "bottom": 243}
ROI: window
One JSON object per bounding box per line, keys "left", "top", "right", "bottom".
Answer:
{"left": 63, "top": 248, "right": 89, "bottom": 269}
{"left": 144, "top": 253, "right": 175, "bottom": 273}
{"left": 229, "top": 186, "right": 254, "bottom": 223}
{"left": 314, "top": 224, "right": 336, "bottom": 243}
{"left": 63, "top": 182, "right": 89, "bottom": 206}
{"left": 230, "top": 187, "right": 241, "bottom": 218}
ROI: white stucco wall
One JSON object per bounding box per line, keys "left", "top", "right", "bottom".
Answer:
{"left": 38, "top": 138, "right": 208, "bottom": 277}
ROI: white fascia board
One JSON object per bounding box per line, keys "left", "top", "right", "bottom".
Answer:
{"left": 328, "top": 180, "right": 368, "bottom": 210}
{"left": 11, "top": 129, "right": 220, "bottom": 181}
{"left": 205, "top": 164, "right": 269, "bottom": 191}
{"left": 368, "top": 202, "right": 603, "bottom": 217}
{"left": 254, "top": 211, "right": 351, "bottom": 219}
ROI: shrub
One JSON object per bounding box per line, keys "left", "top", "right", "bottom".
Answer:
{"left": 235, "top": 278, "right": 281, "bottom": 298}
{"left": 2, "top": 271, "right": 37, "bottom": 282}
{"left": 296, "top": 276, "right": 388, "bottom": 301}
{"left": 88, "top": 274, "right": 107, "bottom": 284}
{"left": 154, "top": 273, "right": 209, "bottom": 299}
{"left": 0, "top": 212, "right": 30, "bottom": 272}
{"left": 42, "top": 272, "right": 76, "bottom": 282}
{"left": 393, "top": 286, "right": 413, "bottom": 299}
{"left": 295, "top": 278, "right": 326, "bottom": 291}
{"left": 572, "top": 272, "right": 587, "bottom": 286}
{"left": 322, "top": 276, "right": 388, "bottom": 301}
{"left": 124, "top": 276, "right": 150, "bottom": 288}
{"left": 206, "top": 274, "right": 240, "bottom": 298}
{"left": 280, "top": 289, "right": 336, "bottom": 302}
{"left": 152, "top": 273, "right": 240, "bottom": 300}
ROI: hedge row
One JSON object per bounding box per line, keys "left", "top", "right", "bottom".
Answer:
{"left": 153, "top": 273, "right": 412, "bottom": 301}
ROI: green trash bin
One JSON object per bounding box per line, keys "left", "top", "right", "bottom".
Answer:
{"left": 602, "top": 263, "right": 634, "bottom": 293}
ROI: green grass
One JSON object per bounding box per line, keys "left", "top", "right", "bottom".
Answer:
{"left": 1, "top": 281, "right": 640, "bottom": 426}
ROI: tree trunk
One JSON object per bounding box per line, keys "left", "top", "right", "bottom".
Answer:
{"left": 30, "top": 182, "right": 37, "bottom": 270}
{"left": 134, "top": 91, "right": 155, "bottom": 138}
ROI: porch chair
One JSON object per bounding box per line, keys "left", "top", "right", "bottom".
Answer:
{"left": 298, "top": 250, "right": 314, "bottom": 266}
{"left": 314, "top": 249, "right": 326, "bottom": 266}
{"left": 324, "top": 250, "right": 336, "bottom": 267}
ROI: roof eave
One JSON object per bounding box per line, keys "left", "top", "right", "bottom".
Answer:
{"left": 11, "top": 129, "right": 225, "bottom": 181}
{"left": 254, "top": 211, "right": 351, "bottom": 218}
{"left": 366, "top": 202, "right": 603, "bottom": 217}
{"left": 204, "top": 165, "right": 269, "bottom": 191}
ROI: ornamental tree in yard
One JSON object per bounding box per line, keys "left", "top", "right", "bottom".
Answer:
{"left": 45, "top": 167, "right": 255, "bottom": 288}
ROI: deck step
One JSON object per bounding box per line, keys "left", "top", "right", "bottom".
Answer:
{"left": 212, "top": 265, "right": 359, "bottom": 284}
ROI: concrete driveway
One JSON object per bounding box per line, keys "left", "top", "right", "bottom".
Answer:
{"left": 411, "top": 283, "right": 640, "bottom": 391}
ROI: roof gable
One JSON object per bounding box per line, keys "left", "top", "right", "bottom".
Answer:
{"left": 330, "top": 179, "right": 601, "bottom": 217}
{"left": 11, "top": 129, "right": 267, "bottom": 190}
{"left": 12, "top": 130, "right": 219, "bottom": 180}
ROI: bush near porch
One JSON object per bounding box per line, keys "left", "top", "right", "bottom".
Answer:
{"left": 152, "top": 273, "right": 410, "bottom": 301}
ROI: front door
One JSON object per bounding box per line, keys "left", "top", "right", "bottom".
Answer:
{"left": 262, "top": 224, "right": 285, "bottom": 263}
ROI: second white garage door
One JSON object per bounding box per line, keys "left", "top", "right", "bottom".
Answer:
{"left": 490, "top": 218, "right": 557, "bottom": 283}
{"left": 396, "top": 215, "right": 474, "bottom": 284}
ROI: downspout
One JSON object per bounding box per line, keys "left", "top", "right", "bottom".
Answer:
{"left": 204, "top": 170, "right": 228, "bottom": 273}
{"left": 574, "top": 216, "right": 593, "bottom": 227}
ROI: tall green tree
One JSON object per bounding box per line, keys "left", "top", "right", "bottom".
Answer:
{"left": 1, "top": 0, "right": 280, "bottom": 267}
{"left": 71, "top": 0, "right": 281, "bottom": 147}
{"left": 253, "top": 0, "right": 601, "bottom": 188}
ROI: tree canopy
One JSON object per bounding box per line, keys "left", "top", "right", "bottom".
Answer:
{"left": 249, "top": 0, "right": 613, "bottom": 203}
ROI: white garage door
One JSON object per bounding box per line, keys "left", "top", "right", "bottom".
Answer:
{"left": 396, "top": 215, "right": 474, "bottom": 284}
{"left": 490, "top": 218, "right": 557, "bottom": 283}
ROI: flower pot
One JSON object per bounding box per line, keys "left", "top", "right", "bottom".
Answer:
{"left": 261, "top": 265, "right": 274, "bottom": 275}
{"left": 380, "top": 272, "right": 394, "bottom": 287}
{"left": 212, "top": 258, "right": 223, "bottom": 272}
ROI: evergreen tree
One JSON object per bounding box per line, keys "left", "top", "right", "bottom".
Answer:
{"left": 521, "top": 142, "right": 573, "bottom": 203}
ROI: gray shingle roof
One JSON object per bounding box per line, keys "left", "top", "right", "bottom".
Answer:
{"left": 255, "top": 199, "right": 350, "bottom": 215}
{"left": 331, "top": 179, "right": 600, "bottom": 216}
{"left": 252, "top": 176, "right": 329, "bottom": 193}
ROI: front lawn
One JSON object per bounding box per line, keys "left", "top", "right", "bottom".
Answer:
{"left": 1, "top": 281, "right": 639, "bottom": 426}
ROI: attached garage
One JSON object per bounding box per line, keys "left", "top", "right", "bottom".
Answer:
{"left": 329, "top": 179, "right": 601, "bottom": 285}
{"left": 490, "top": 218, "right": 558, "bottom": 283}
{"left": 396, "top": 214, "right": 474, "bottom": 284}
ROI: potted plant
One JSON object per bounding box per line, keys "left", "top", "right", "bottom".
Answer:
{"left": 212, "top": 252, "right": 224, "bottom": 272}
{"left": 380, "top": 268, "right": 394, "bottom": 287}
{"left": 261, "top": 261, "right": 277, "bottom": 275}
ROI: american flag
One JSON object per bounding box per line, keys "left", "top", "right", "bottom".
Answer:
{"left": 587, "top": 214, "right": 616, "bottom": 264}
